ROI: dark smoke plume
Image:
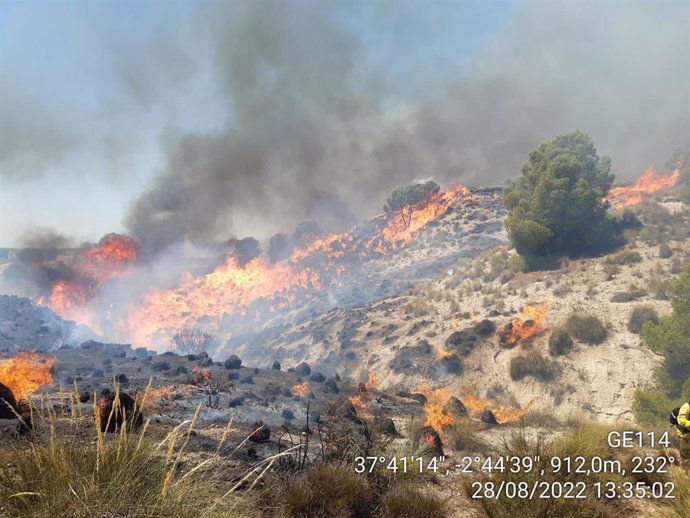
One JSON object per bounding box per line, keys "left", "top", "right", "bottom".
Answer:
{"left": 124, "top": 0, "right": 689, "bottom": 249}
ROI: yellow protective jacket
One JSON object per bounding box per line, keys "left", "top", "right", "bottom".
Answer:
{"left": 677, "top": 402, "right": 690, "bottom": 439}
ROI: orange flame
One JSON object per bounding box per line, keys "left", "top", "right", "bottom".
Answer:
{"left": 460, "top": 390, "right": 533, "bottom": 424}
{"left": 41, "top": 233, "right": 141, "bottom": 329}
{"left": 499, "top": 304, "right": 548, "bottom": 347}
{"left": 414, "top": 384, "right": 454, "bottom": 430}
{"left": 0, "top": 353, "right": 56, "bottom": 401}
{"left": 193, "top": 368, "right": 212, "bottom": 385}
{"left": 608, "top": 167, "right": 681, "bottom": 210}
{"left": 291, "top": 381, "right": 309, "bottom": 397}
{"left": 137, "top": 385, "right": 194, "bottom": 412}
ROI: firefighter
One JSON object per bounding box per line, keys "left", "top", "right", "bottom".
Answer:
{"left": 671, "top": 403, "right": 690, "bottom": 440}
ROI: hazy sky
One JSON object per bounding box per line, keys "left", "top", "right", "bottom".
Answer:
{"left": 0, "top": 0, "right": 688, "bottom": 248}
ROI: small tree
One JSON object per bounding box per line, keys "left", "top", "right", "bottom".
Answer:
{"left": 384, "top": 180, "right": 440, "bottom": 227}
{"left": 504, "top": 131, "right": 616, "bottom": 267}
{"left": 234, "top": 237, "right": 261, "bottom": 266}
{"left": 268, "top": 233, "right": 294, "bottom": 263}
{"left": 169, "top": 329, "right": 215, "bottom": 355}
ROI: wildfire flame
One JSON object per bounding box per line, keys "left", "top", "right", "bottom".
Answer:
{"left": 193, "top": 368, "right": 212, "bottom": 385}
{"left": 499, "top": 304, "right": 548, "bottom": 347}
{"left": 460, "top": 390, "right": 533, "bottom": 424}
{"left": 291, "top": 381, "right": 309, "bottom": 397}
{"left": 0, "top": 353, "right": 56, "bottom": 401}
{"left": 414, "top": 384, "right": 454, "bottom": 431}
{"left": 608, "top": 166, "right": 681, "bottom": 210}
{"left": 137, "top": 385, "right": 195, "bottom": 412}
{"left": 36, "top": 185, "right": 472, "bottom": 348}
{"left": 414, "top": 384, "right": 532, "bottom": 428}
{"left": 41, "top": 233, "right": 141, "bottom": 328}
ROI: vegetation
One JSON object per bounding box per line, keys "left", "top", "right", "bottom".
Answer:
{"left": 169, "top": 329, "right": 215, "bottom": 355}
{"left": 642, "top": 265, "right": 690, "bottom": 393}
{"left": 565, "top": 312, "right": 608, "bottom": 345}
{"left": 384, "top": 181, "right": 440, "bottom": 227}
{"left": 548, "top": 328, "right": 575, "bottom": 356}
{"left": 0, "top": 412, "right": 245, "bottom": 518}
{"left": 628, "top": 305, "right": 659, "bottom": 334}
{"left": 509, "top": 352, "right": 559, "bottom": 382}
{"left": 267, "top": 232, "right": 293, "bottom": 263}
{"left": 604, "top": 249, "right": 642, "bottom": 265}
{"left": 504, "top": 131, "right": 616, "bottom": 268}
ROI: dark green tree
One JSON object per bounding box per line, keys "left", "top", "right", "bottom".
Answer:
{"left": 268, "top": 232, "right": 293, "bottom": 263}
{"left": 384, "top": 180, "right": 440, "bottom": 227}
{"left": 643, "top": 265, "right": 690, "bottom": 394}
{"left": 504, "top": 131, "right": 616, "bottom": 266}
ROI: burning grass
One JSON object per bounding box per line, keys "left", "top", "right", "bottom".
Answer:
{"left": 498, "top": 303, "right": 548, "bottom": 347}
{"left": 608, "top": 166, "right": 681, "bottom": 210}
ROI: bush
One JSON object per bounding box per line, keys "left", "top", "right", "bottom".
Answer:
{"left": 628, "top": 305, "right": 659, "bottom": 334}
{"left": 548, "top": 328, "right": 575, "bottom": 356}
{"left": 445, "top": 420, "right": 489, "bottom": 453}
{"left": 632, "top": 390, "right": 681, "bottom": 426}
{"left": 610, "top": 289, "right": 645, "bottom": 302}
{"left": 604, "top": 249, "right": 642, "bottom": 265}
{"left": 565, "top": 313, "right": 608, "bottom": 344}
{"left": 509, "top": 352, "right": 559, "bottom": 382}
{"left": 277, "top": 464, "right": 374, "bottom": 517}
{"left": 380, "top": 485, "right": 446, "bottom": 518}
{"left": 659, "top": 242, "right": 673, "bottom": 258}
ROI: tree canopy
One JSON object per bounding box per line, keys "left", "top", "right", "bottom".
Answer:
{"left": 643, "top": 265, "right": 690, "bottom": 393}
{"left": 504, "top": 131, "right": 616, "bottom": 265}
{"left": 384, "top": 180, "right": 440, "bottom": 227}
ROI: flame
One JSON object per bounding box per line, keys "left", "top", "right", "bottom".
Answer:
{"left": 0, "top": 353, "right": 56, "bottom": 401}
{"left": 460, "top": 390, "right": 533, "bottom": 424}
{"left": 291, "top": 381, "right": 309, "bottom": 397}
{"left": 37, "top": 186, "right": 472, "bottom": 348}
{"left": 608, "top": 167, "right": 681, "bottom": 209}
{"left": 137, "top": 385, "right": 194, "bottom": 412}
{"left": 193, "top": 368, "right": 212, "bottom": 385}
{"left": 499, "top": 304, "right": 548, "bottom": 347}
{"left": 348, "top": 394, "right": 368, "bottom": 412}
{"left": 40, "top": 233, "right": 141, "bottom": 329}
{"left": 414, "top": 384, "right": 454, "bottom": 430}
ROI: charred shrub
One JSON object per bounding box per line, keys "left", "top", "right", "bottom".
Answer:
{"left": 509, "top": 352, "right": 559, "bottom": 382}
{"left": 224, "top": 355, "right": 242, "bottom": 369}
{"left": 565, "top": 312, "right": 608, "bottom": 345}
{"left": 548, "top": 328, "right": 575, "bottom": 356}
{"left": 628, "top": 305, "right": 659, "bottom": 334}
{"left": 151, "top": 361, "right": 170, "bottom": 372}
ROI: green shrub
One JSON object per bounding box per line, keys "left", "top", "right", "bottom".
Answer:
{"left": 548, "top": 328, "right": 575, "bottom": 356}
{"left": 566, "top": 312, "right": 608, "bottom": 344}
{"left": 628, "top": 304, "right": 659, "bottom": 334}
{"left": 509, "top": 352, "right": 560, "bottom": 382}
{"left": 445, "top": 419, "right": 489, "bottom": 453}
{"left": 604, "top": 249, "right": 642, "bottom": 265}
{"left": 632, "top": 390, "right": 682, "bottom": 426}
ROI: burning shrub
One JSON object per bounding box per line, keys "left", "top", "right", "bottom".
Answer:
{"left": 232, "top": 236, "right": 262, "bottom": 266}
{"left": 628, "top": 304, "right": 659, "bottom": 334}
{"left": 509, "top": 352, "right": 559, "bottom": 382}
{"left": 268, "top": 232, "right": 294, "bottom": 263}
{"left": 415, "top": 426, "right": 444, "bottom": 457}
{"left": 548, "top": 328, "right": 575, "bottom": 356}
{"left": 248, "top": 421, "right": 270, "bottom": 442}
{"left": 565, "top": 312, "right": 608, "bottom": 344}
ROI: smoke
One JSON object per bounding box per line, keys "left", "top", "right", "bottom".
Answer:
{"left": 17, "top": 227, "right": 76, "bottom": 250}
{"left": 124, "top": 0, "right": 689, "bottom": 249}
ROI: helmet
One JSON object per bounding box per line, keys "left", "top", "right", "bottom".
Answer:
{"left": 671, "top": 407, "right": 681, "bottom": 425}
